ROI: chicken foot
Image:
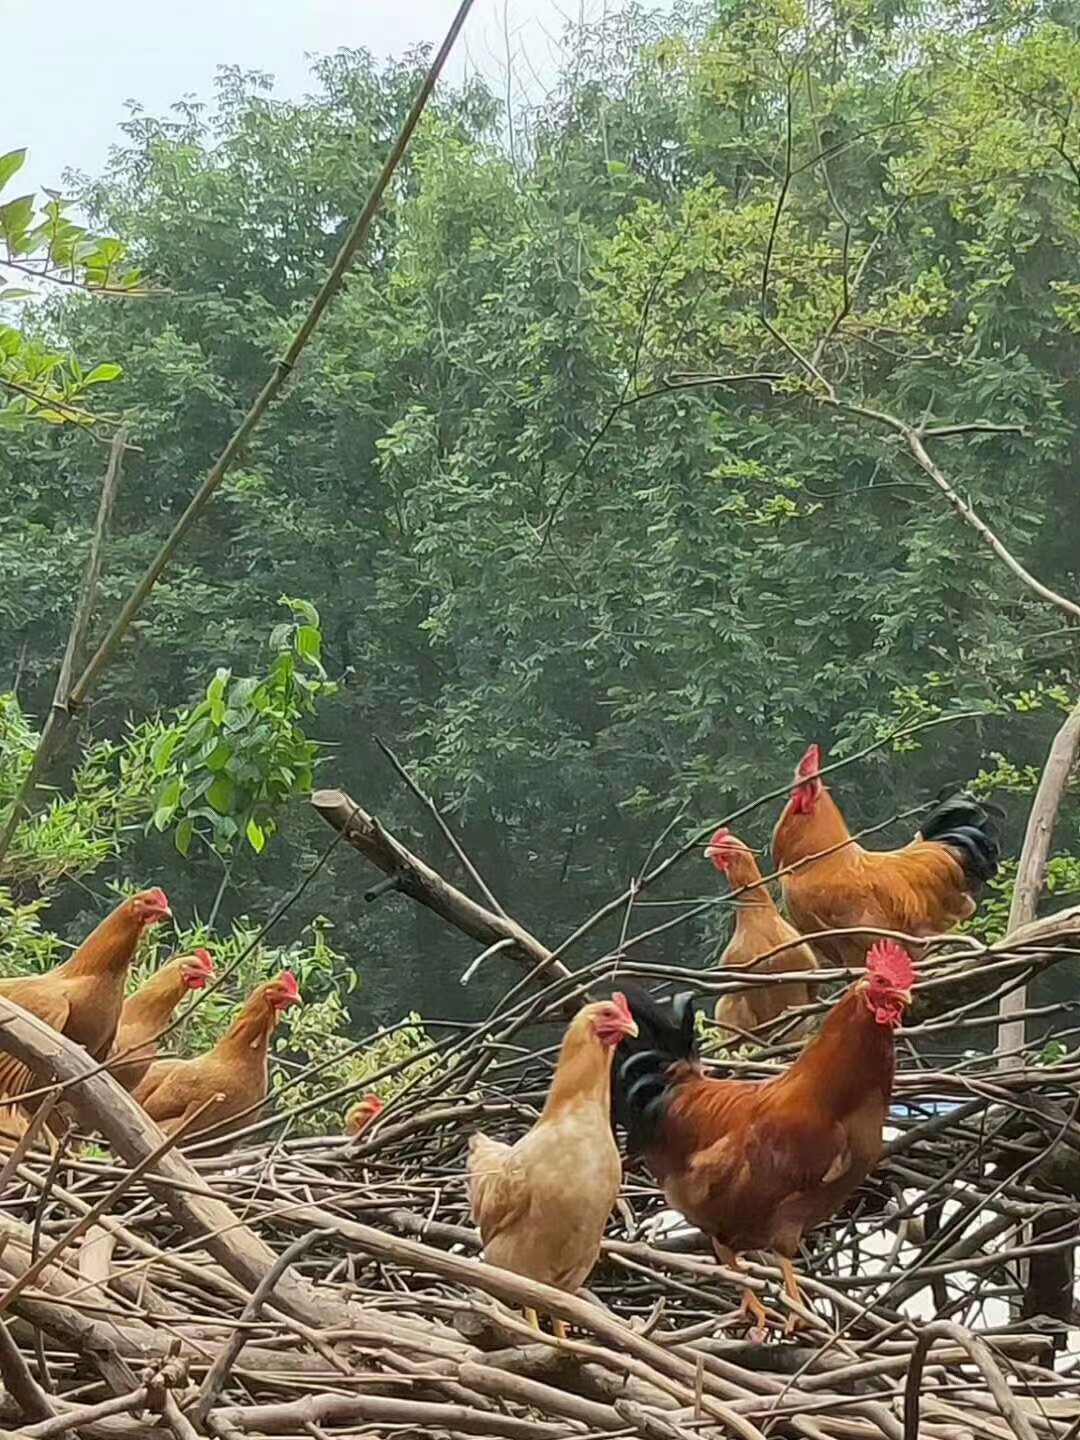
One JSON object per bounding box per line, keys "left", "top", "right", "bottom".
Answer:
{"left": 713, "top": 1243, "right": 785, "bottom": 1338}
{"left": 777, "top": 1255, "right": 812, "bottom": 1336}
{"left": 522, "top": 1307, "right": 568, "bottom": 1340}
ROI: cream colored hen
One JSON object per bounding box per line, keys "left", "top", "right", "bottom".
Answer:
{"left": 467, "top": 995, "right": 637, "bottom": 1335}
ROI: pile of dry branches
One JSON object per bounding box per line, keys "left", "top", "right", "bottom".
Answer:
{"left": 0, "top": 779, "right": 1078, "bottom": 1440}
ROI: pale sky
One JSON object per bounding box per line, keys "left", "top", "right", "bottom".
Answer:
{"left": 5, "top": 0, "right": 627, "bottom": 198}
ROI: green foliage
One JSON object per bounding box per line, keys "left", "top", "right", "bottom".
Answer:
{"left": 2, "top": 15, "right": 1080, "bottom": 1029}
{"left": 0, "top": 694, "right": 121, "bottom": 881}
{"left": 144, "top": 598, "right": 334, "bottom": 859}
{"left": 0, "top": 147, "right": 139, "bottom": 426}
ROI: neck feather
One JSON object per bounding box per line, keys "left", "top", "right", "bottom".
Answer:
{"left": 543, "top": 1017, "right": 614, "bottom": 1115}
{"left": 62, "top": 908, "right": 144, "bottom": 977}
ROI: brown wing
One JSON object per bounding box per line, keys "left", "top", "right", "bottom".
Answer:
{"left": 0, "top": 980, "right": 72, "bottom": 1106}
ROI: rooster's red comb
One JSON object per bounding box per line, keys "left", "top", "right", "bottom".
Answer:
{"left": 706, "top": 826, "right": 734, "bottom": 850}
{"left": 867, "top": 940, "right": 916, "bottom": 991}
{"left": 277, "top": 970, "right": 300, "bottom": 999}
{"left": 795, "top": 743, "right": 821, "bottom": 781}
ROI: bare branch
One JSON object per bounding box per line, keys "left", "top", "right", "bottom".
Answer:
{"left": 311, "top": 787, "right": 574, "bottom": 1004}
{"left": 998, "top": 698, "right": 1080, "bottom": 1066}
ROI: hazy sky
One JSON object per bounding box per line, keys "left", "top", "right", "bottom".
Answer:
{"left": 5, "top": 0, "right": 613, "bottom": 197}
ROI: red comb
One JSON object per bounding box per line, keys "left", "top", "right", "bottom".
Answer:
{"left": 611, "top": 991, "right": 633, "bottom": 1024}
{"left": 795, "top": 744, "right": 821, "bottom": 780}
{"left": 706, "top": 826, "right": 734, "bottom": 850}
{"left": 190, "top": 948, "right": 214, "bottom": 971}
{"left": 278, "top": 970, "right": 300, "bottom": 998}
{"left": 867, "top": 940, "right": 916, "bottom": 990}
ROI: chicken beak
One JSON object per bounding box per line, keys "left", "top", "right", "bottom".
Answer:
{"left": 898, "top": 988, "right": 913, "bottom": 1006}
{"left": 622, "top": 1017, "right": 639, "bottom": 1040}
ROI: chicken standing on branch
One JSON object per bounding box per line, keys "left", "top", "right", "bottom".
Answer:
{"left": 705, "top": 828, "right": 819, "bottom": 1044}
{"left": 467, "top": 994, "right": 638, "bottom": 1337}
{"left": 133, "top": 972, "right": 300, "bottom": 1140}
{"left": 0, "top": 889, "right": 172, "bottom": 1130}
{"left": 613, "top": 941, "right": 915, "bottom": 1335}
{"left": 344, "top": 1093, "right": 385, "bottom": 1137}
{"left": 109, "top": 948, "right": 215, "bottom": 1092}
{"left": 773, "top": 743, "right": 1001, "bottom": 967}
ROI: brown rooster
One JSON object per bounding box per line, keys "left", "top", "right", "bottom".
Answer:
{"left": 614, "top": 941, "right": 915, "bottom": 1334}
{"left": 773, "top": 744, "right": 1001, "bottom": 967}
{"left": 132, "top": 972, "right": 300, "bottom": 1140}
{"left": 705, "top": 828, "right": 819, "bottom": 1044}
{"left": 109, "top": 948, "right": 215, "bottom": 1092}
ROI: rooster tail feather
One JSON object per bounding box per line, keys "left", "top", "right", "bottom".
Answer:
{"left": 918, "top": 792, "right": 1002, "bottom": 889}
{"left": 611, "top": 987, "right": 697, "bottom": 1151}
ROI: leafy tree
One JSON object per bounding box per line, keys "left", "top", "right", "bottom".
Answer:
{"left": 0, "top": 148, "right": 138, "bottom": 425}
{"left": 2, "top": 9, "right": 1078, "bottom": 1031}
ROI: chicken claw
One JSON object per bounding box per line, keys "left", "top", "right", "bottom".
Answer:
{"left": 714, "top": 1242, "right": 785, "bottom": 1336}
{"left": 523, "top": 1307, "right": 541, "bottom": 1330}
{"left": 778, "top": 1256, "right": 812, "bottom": 1335}
{"left": 552, "top": 1318, "right": 568, "bottom": 1340}
{"left": 738, "top": 1287, "right": 786, "bottom": 1339}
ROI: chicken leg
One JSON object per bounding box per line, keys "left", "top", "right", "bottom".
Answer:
{"left": 777, "top": 1254, "right": 811, "bottom": 1335}
{"left": 713, "top": 1242, "right": 784, "bottom": 1334}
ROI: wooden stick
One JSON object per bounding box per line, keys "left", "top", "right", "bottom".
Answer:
{"left": 999, "top": 699, "right": 1080, "bottom": 1065}
{"left": 311, "top": 787, "right": 575, "bottom": 998}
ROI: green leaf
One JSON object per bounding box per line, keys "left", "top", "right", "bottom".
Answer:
{"left": 0, "top": 195, "right": 35, "bottom": 245}
{"left": 280, "top": 594, "right": 319, "bottom": 627}
{"left": 206, "top": 775, "right": 235, "bottom": 814}
{"left": 295, "top": 625, "right": 321, "bottom": 663}
{"left": 246, "top": 816, "right": 266, "bottom": 853}
{"left": 174, "top": 816, "right": 194, "bottom": 856}
{"left": 84, "top": 362, "right": 122, "bottom": 385}
{"left": 151, "top": 729, "right": 181, "bottom": 775}
{"left": 207, "top": 669, "right": 230, "bottom": 725}
{"left": 0, "top": 150, "right": 27, "bottom": 192}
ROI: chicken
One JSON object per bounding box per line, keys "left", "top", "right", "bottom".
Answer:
{"left": 613, "top": 940, "right": 915, "bottom": 1334}
{"left": 109, "top": 949, "right": 215, "bottom": 1092}
{"left": 132, "top": 972, "right": 300, "bottom": 1141}
{"left": 772, "top": 743, "right": 1001, "bottom": 967}
{"left": 344, "top": 1093, "right": 385, "bottom": 1137}
{"left": 705, "top": 828, "right": 819, "bottom": 1044}
{"left": 0, "top": 889, "right": 172, "bottom": 1128}
{"left": 467, "top": 994, "right": 638, "bottom": 1336}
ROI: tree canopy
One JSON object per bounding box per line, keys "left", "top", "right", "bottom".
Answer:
{"left": 2, "top": 0, "right": 1078, "bottom": 1027}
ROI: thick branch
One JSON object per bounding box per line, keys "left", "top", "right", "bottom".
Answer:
{"left": 0, "top": 998, "right": 442, "bottom": 1343}
{"left": 999, "top": 698, "right": 1080, "bottom": 1067}
{"left": 311, "top": 787, "right": 574, "bottom": 998}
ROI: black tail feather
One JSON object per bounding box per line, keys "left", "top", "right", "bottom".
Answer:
{"left": 918, "top": 791, "right": 1002, "bottom": 890}
{"left": 611, "top": 986, "right": 698, "bottom": 1152}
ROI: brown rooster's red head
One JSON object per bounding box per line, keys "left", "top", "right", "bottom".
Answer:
{"left": 131, "top": 888, "right": 172, "bottom": 927}
{"left": 862, "top": 940, "right": 915, "bottom": 1029}
{"left": 179, "top": 948, "right": 214, "bottom": 990}
{"left": 789, "top": 743, "right": 824, "bottom": 815}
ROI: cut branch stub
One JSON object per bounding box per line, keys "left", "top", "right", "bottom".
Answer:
{"left": 311, "top": 788, "right": 577, "bottom": 1007}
